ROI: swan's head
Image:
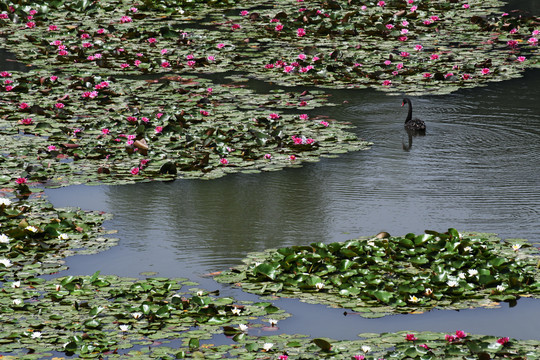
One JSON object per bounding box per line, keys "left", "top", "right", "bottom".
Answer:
{"left": 401, "top": 98, "right": 411, "bottom": 107}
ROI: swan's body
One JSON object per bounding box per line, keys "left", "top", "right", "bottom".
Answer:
{"left": 402, "top": 98, "right": 426, "bottom": 132}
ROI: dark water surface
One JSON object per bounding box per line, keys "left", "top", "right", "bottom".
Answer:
{"left": 46, "top": 68, "right": 540, "bottom": 340}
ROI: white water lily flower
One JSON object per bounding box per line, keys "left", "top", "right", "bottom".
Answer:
{"left": 31, "top": 331, "right": 41, "bottom": 339}
{"left": 512, "top": 244, "right": 522, "bottom": 251}
{"left": 496, "top": 285, "right": 506, "bottom": 292}
{"left": 463, "top": 246, "right": 472, "bottom": 252}
{"left": 315, "top": 282, "right": 324, "bottom": 290}
{"left": 424, "top": 288, "right": 433, "bottom": 296}
{"left": 468, "top": 269, "right": 478, "bottom": 277}
{"left": 0, "top": 258, "right": 13, "bottom": 267}
{"left": 408, "top": 295, "right": 419, "bottom": 303}
{"left": 0, "top": 234, "right": 10, "bottom": 243}
{"left": 131, "top": 312, "right": 142, "bottom": 319}
{"left": 12, "top": 299, "right": 22, "bottom": 305}
{"left": 231, "top": 307, "right": 241, "bottom": 315}
{"left": 447, "top": 280, "right": 459, "bottom": 287}
{"left": 268, "top": 318, "right": 278, "bottom": 326}
{"left": 25, "top": 225, "right": 38, "bottom": 233}
{"left": 196, "top": 290, "right": 204, "bottom": 296}
{"left": 0, "top": 198, "right": 12, "bottom": 206}
{"left": 239, "top": 324, "right": 248, "bottom": 332}
{"left": 119, "top": 325, "right": 129, "bottom": 332}
{"left": 263, "top": 343, "right": 273, "bottom": 351}
{"left": 58, "top": 233, "right": 69, "bottom": 240}
{"left": 361, "top": 345, "right": 371, "bottom": 353}
{"left": 11, "top": 281, "right": 20, "bottom": 288}
{"left": 458, "top": 272, "right": 466, "bottom": 279}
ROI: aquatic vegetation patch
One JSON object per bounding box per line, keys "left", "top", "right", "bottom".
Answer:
{"left": 0, "top": 193, "right": 116, "bottom": 280}
{"left": 0, "top": 68, "right": 369, "bottom": 184}
{"left": 207, "top": 330, "right": 540, "bottom": 360}
{"left": 0, "top": 272, "right": 289, "bottom": 358}
{"left": 0, "top": 0, "right": 537, "bottom": 96}
{"left": 216, "top": 229, "right": 540, "bottom": 317}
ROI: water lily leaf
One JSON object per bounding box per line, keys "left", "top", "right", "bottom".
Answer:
{"left": 253, "top": 263, "right": 278, "bottom": 280}
{"left": 312, "top": 338, "right": 332, "bottom": 352}
{"left": 373, "top": 290, "right": 393, "bottom": 304}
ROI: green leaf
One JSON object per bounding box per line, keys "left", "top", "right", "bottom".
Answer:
{"left": 312, "top": 338, "right": 332, "bottom": 351}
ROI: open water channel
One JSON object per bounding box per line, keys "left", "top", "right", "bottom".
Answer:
{"left": 27, "top": 0, "right": 539, "bottom": 345}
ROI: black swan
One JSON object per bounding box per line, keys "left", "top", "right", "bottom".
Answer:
{"left": 401, "top": 98, "right": 426, "bottom": 132}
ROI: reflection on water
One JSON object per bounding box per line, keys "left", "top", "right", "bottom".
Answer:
{"left": 46, "top": 69, "right": 540, "bottom": 340}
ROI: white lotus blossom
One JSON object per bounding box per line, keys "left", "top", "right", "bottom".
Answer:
{"left": 11, "top": 281, "right": 20, "bottom": 288}
{"left": 0, "top": 258, "right": 13, "bottom": 267}
{"left": 0, "top": 198, "right": 12, "bottom": 206}
{"left": 25, "top": 225, "right": 38, "bottom": 233}
{"left": 315, "top": 282, "right": 324, "bottom": 290}
{"left": 58, "top": 233, "right": 69, "bottom": 240}
{"left": 463, "top": 246, "right": 472, "bottom": 252}
{"left": 239, "top": 324, "right": 248, "bottom": 332}
{"left": 496, "top": 285, "right": 506, "bottom": 292}
{"left": 0, "top": 234, "right": 10, "bottom": 243}
{"left": 31, "top": 331, "right": 42, "bottom": 339}
{"left": 12, "top": 298, "right": 22, "bottom": 305}
{"left": 131, "top": 312, "right": 142, "bottom": 319}
{"left": 119, "top": 325, "right": 129, "bottom": 332}
{"left": 268, "top": 318, "right": 278, "bottom": 326}
{"left": 196, "top": 290, "right": 204, "bottom": 296}
{"left": 424, "top": 288, "right": 432, "bottom": 296}
{"left": 362, "top": 345, "right": 371, "bottom": 353}
{"left": 408, "top": 295, "right": 419, "bottom": 303}
{"left": 512, "top": 244, "right": 522, "bottom": 251}
{"left": 231, "top": 307, "right": 241, "bottom": 315}
{"left": 458, "top": 272, "right": 466, "bottom": 279}
{"left": 447, "top": 280, "right": 459, "bottom": 287}
{"left": 263, "top": 343, "right": 273, "bottom": 351}
{"left": 468, "top": 269, "right": 478, "bottom": 277}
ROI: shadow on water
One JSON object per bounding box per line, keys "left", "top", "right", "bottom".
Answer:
{"left": 46, "top": 68, "right": 540, "bottom": 340}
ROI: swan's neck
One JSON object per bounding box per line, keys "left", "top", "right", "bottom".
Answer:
{"left": 405, "top": 101, "right": 412, "bottom": 123}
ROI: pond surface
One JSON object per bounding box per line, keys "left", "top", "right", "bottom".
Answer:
{"left": 46, "top": 67, "right": 540, "bottom": 340}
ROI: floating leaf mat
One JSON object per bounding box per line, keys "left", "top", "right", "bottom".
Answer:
{"left": 216, "top": 229, "right": 540, "bottom": 317}
{"left": 2, "top": 268, "right": 540, "bottom": 358}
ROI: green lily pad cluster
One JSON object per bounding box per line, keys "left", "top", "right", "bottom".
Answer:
{"left": 0, "top": 0, "right": 536, "bottom": 96}
{"left": 216, "top": 229, "right": 540, "bottom": 317}
{"left": 212, "top": 330, "right": 540, "bottom": 360}
{"left": 0, "top": 68, "right": 368, "bottom": 184}
{"left": 0, "top": 193, "right": 116, "bottom": 280}
{"left": 0, "top": 271, "right": 289, "bottom": 358}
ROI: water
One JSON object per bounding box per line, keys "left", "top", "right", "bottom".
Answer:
{"left": 45, "top": 68, "right": 540, "bottom": 340}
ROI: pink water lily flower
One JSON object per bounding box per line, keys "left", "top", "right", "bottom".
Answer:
{"left": 405, "top": 333, "right": 418, "bottom": 341}
{"left": 220, "top": 158, "right": 229, "bottom": 165}
{"left": 481, "top": 68, "right": 490, "bottom": 75}
{"left": 297, "top": 28, "right": 306, "bottom": 37}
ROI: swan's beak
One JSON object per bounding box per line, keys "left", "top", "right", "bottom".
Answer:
{"left": 401, "top": 102, "right": 404, "bottom": 107}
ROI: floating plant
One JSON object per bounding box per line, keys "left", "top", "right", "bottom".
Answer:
{"left": 216, "top": 229, "right": 540, "bottom": 317}
{"left": 0, "top": 271, "right": 289, "bottom": 358}
{"left": 0, "top": 193, "right": 116, "bottom": 280}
